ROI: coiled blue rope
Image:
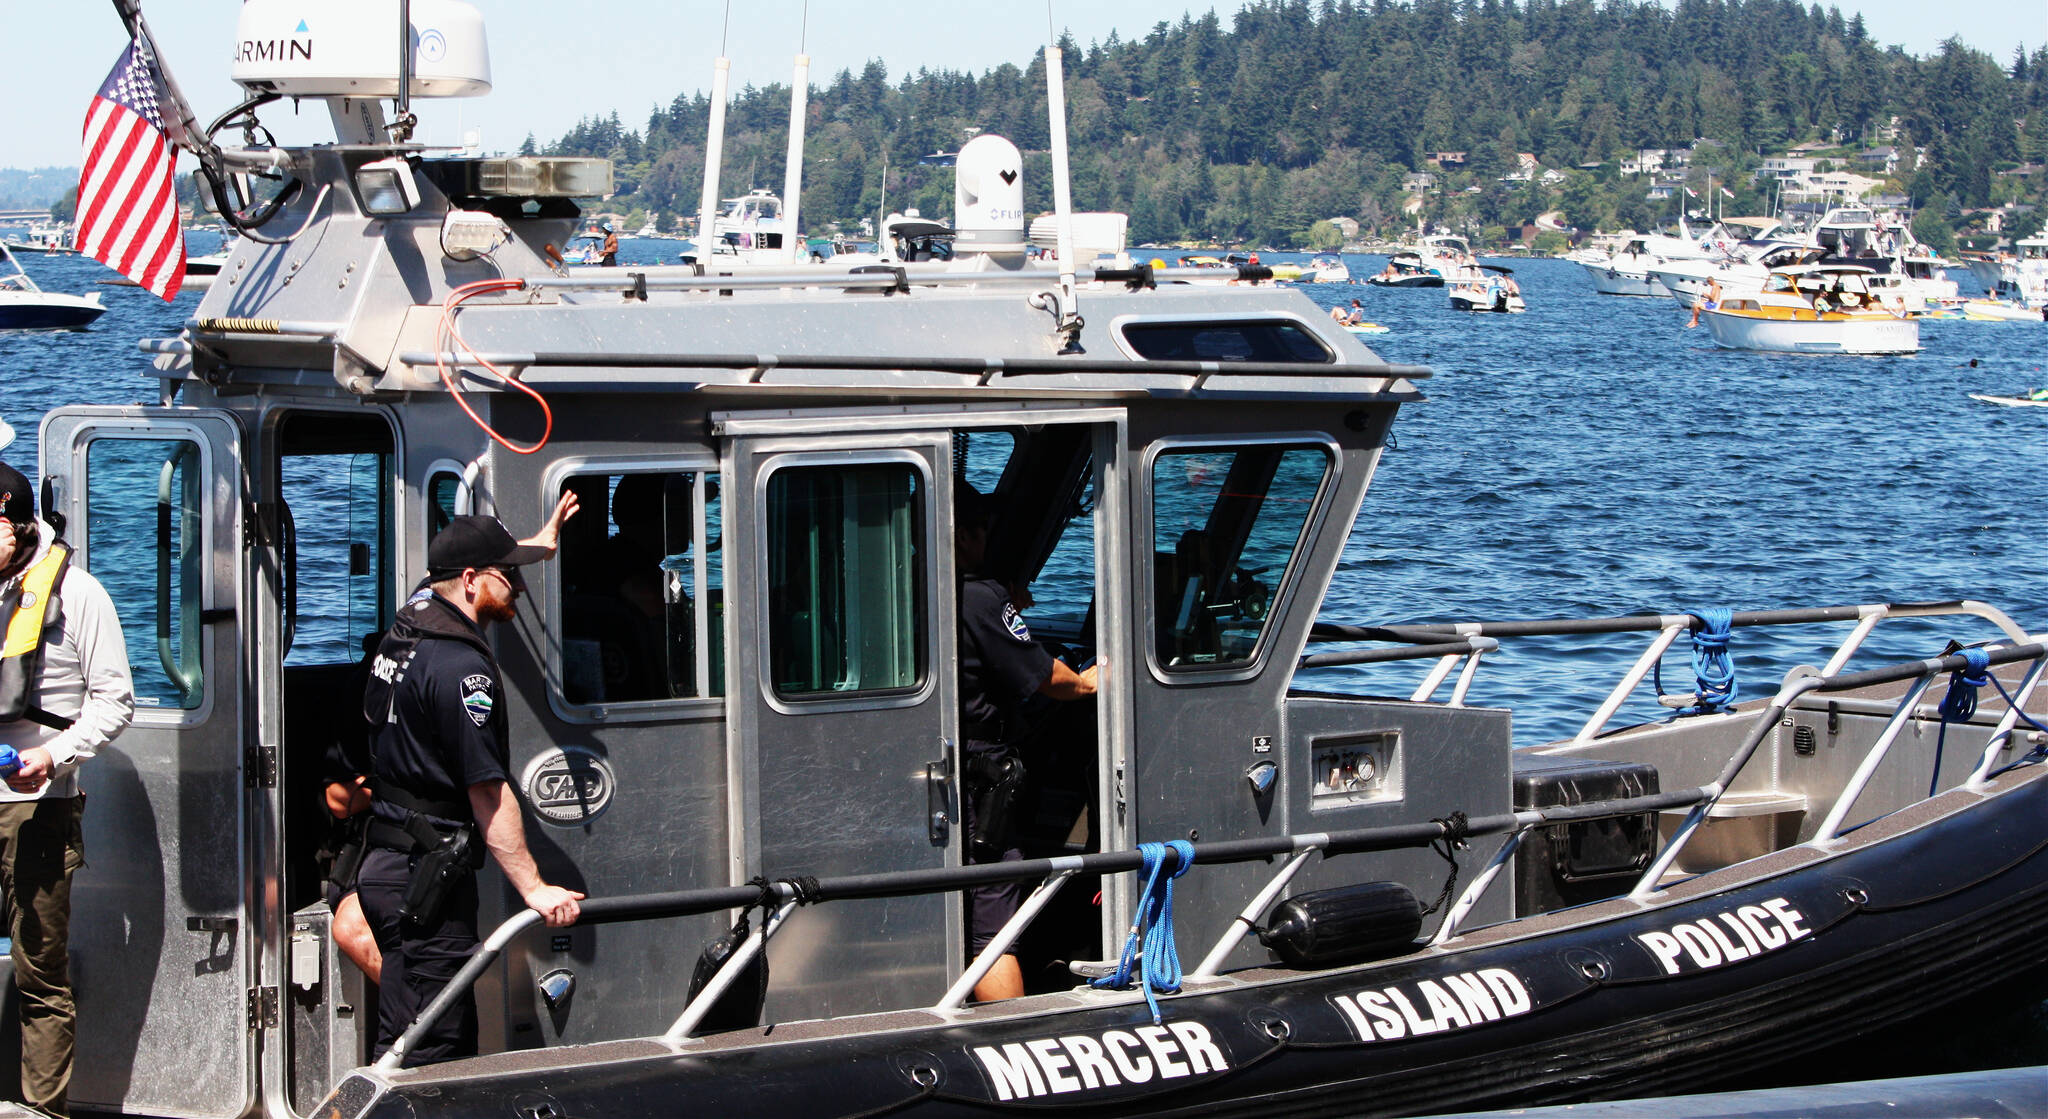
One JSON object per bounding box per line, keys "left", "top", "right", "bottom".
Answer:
{"left": 1091, "top": 839, "right": 1195, "bottom": 1024}
{"left": 1689, "top": 608, "right": 1737, "bottom": 714}
{"left": 1931, "top": 648, "right": 1993, "bottom": 796}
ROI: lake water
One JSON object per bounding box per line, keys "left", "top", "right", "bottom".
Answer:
{"left": 3, "top": 237, "right": 2044, "bottom": 1086}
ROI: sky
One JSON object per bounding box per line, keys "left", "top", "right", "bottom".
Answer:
{"left": 5, "top": 0, "right": 2040, "bottom": 172}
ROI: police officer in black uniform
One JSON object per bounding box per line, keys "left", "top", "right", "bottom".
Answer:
{"left": 358, "top": 510, "right": 584, "bottom": 1064}
{"left": 955, "top": 485, "right": 1098, "bottom": 1002}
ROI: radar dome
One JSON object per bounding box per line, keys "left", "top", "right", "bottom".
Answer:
{"left": 954, "top": 135, "right": 1025, "bottom": 255}
{"left": 232, "top": 0, "right": 491, "bottom": 99}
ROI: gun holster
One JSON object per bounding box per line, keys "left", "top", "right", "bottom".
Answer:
{"left": 397, "top": 818, "right": 483, "bottom": 932}
{"left": 964, "top": 750, "right": 1026, "bottom": 862}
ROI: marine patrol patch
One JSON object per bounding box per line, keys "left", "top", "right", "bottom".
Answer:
{"left": 461, "top": 673, "right": 494, "bottom": 726}
{"left": 1003, "top": 603, "right": 1031, "bottom": 642}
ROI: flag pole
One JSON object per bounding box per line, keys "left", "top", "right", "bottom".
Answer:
{"left": 107, "top": 0, "right": 210, "bottom": 159}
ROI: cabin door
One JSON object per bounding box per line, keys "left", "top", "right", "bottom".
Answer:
{"left": 725, "top": 431, "right": 959, "bottom": 1021}
{"left": 37, "top": 408, "right": 253, "bottom": 1117}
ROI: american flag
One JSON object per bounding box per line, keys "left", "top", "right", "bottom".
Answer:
{"left": 77, "top": 36, "right": 185, "bottom": 301}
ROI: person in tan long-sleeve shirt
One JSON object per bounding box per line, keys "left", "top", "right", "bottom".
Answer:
{"left": 0, "top": 460, "right": 134, "bottom": 1117}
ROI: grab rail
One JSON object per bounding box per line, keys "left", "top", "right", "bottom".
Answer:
{"left": 1309, "top": 601, "right": 2031, "bottom": 739}
{"left": 374, "top": 632, "right": 2048, "bottom": 1072}
{"left": 1425, "top": 639, "right": 2048, "bottom": 932}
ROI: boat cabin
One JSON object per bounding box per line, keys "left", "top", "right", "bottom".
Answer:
{"left": 24, "top": 136, "right": 1508, "bottom": 1117}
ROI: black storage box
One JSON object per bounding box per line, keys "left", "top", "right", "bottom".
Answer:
{"left": 1510, "top": 753, "right": 1660, "bottom": 916}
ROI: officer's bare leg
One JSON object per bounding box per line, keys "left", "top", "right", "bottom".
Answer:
{"left": 973, "top": 954, "right": 1024, "bottom": 1003}
{"left": 333, "top": 890, "right": 383, "bottom": 985}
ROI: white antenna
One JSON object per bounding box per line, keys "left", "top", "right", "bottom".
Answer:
{"left": 782, "top": 2, "right": 811, "bottom": 263}
{"left": 696, "top": 2, "right": 734, "bottom": 264}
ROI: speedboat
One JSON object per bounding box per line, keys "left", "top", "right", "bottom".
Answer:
{"left": 1365, "top": 251, "right": 1443, "bottom": 288}
{"left": 559, "top": 227, "right": 607, "bottom": 265}
{"left": 1303, "top": 254, "right": 1352, "bottom": 283}
{"left": 1448, "top": 264, "right": 1525, "bottom": 312}
{"left": 1701, "top": 264, "right": 1920, "bottom": 354}
{"left": 1417, "top": 233, "right": 1476, "bottom": 280}
{"left": 1959, "top": 298, "right": 2047, "bottom": 322}
{"left": 0, "top": 245, "right": 104, "bottom": 329}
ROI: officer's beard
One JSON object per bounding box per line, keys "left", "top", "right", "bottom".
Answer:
{"left": 476, "top": 579, "right": 519, "bottom": 624}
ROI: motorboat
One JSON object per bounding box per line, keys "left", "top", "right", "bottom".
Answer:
{"left": 3, "top": 222, "right": 78, "bottom": 254}
{"left": 1701, "top": 264, "right": 1920, "bottom": 354}
{"left": 1365, "top": 251, "right": 1443, "bottom": 288}
{"left": 1303, "top": 254, "right": 1352, "bottom": 283}
{"left": 1578, "top": 221, "right": 1739, "bottom": 298}
{"left": 678, "top": 189, "right": 795, "bottom": 266}
{"left": 1417, "top": 233, "right": 1476, "bottom": 280}
{"left": 1650, "top": 241, "right": 1819, "bottom": 310}
{"left": 1959, "top": 298, "right": 2048, "bottom": 322}
{"left": 31, "top": 6, "right": 2048, "bottom": 1119}
{"left": 1985, "top": 235, "right": 2048, "bottom": 308}
{"left": 635, "top": 217, "right": 660, "bottom": 238}
{"left": 1447, "top": 264, "right": 1526, "bottom": 312}
{"left": 0, "top": 244, "right": 104, "bottom": 329}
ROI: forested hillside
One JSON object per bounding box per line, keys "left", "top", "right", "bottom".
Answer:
{"left": 541, "top": 0, "right": 2048, "bottom": 247}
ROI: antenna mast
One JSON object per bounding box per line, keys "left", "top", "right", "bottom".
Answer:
{"left": 696, "top": 2, "right": 734, "bottom": 265}
{"left": 782, "top": 2, "right": 811, "bottom": 263}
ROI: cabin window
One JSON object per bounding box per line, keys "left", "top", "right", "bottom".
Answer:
{"left": 281, "top": 450, "right": 392, "bottom": 668}
{"left": 426, "top": 471, "right": 462, "bottom": 542}
{"left": 951, "top": 426, "right": 1097, "bottom": 643}
{"left": 764, "top": 462, "right": 926, "bottom": 699}
{"left": 556, "top": 469, "right": 723, "bottom": 706}
{"left": 1150, "top": 442, "right": 1331, "bottom": 671}
{"left": 1119, "top": 319, "right": 1333, "bottom": 364}
{"left": 83, "top": 437, "right": 206, "bottom": 710}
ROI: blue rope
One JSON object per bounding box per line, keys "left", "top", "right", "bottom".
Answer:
{"left": 1688, "top": 608, "right": 1737, "bottom": 714}
{"left": 1090, "top": 840, "right": 1195, "bottom": 1024}
{"left": 1931, "top": 648, "right": 1993, "bottom": 797}
{"left": 1983, "top": 670, "right": 2048, "bottom": 776}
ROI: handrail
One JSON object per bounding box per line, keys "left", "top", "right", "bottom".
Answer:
{"left": 395, "top": 349, "right": 1431, "bottom": 384}
{"left": 1307, "top": 602, "right": 2033, "bottom": 741}
{"left": 1636, "top": 641, "right": 2047, "bottom": 896}
{"left": 368, "top": 635, "right": 2048, "bottom": 1071}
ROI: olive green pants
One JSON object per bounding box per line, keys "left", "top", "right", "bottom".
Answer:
{"left": 0, "top": 796, "right": 83, "bottom": 1118}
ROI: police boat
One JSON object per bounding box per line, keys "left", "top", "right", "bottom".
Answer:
{"left": 24, "top": 4, "right": 2048, "bottom": 1119}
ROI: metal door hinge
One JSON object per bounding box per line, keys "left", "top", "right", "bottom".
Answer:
{"left": 247, "top": 985, "right": 280, "bottom": 1031}
{"left": 245, "top": 743, "right": 277, "bottom": 788}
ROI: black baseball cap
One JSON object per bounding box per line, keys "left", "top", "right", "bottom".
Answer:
{"left": 0, "top": 462, "right": 31, "bottom": 525}
{"left": 428, "top": 515, "right": 550, "bottom": 579}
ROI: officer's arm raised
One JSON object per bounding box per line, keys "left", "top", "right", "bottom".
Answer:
{"left": 468, "top": 779, "right": 584, "bottom": 926}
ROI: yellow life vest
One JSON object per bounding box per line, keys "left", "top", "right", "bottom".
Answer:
{"left": 0, "top": 542, "right": 73, "bottom": 725}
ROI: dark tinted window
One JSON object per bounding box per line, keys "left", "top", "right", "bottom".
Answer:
{"left": 1121, "top": 320, "right": 1332, "bottom": 364}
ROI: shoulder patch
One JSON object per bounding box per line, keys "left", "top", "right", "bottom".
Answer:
{"left": 1002, "top": 603, "right": 1031, "bottom": 642}
{"left": 461, "top": 672, "right": 494, "bottom": 726}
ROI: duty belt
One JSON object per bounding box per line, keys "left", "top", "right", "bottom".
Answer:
{"left": 368, "top": 783, "right": 472, "bottom": 853}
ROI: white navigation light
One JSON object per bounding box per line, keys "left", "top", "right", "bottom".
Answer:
{"left": 440, "top": 210, "right": 509, "bottom": 260}
{"left": 355, "top": 157, "right": 421, "bottom": 215}
{"left": 232, "top": 0, "right": 491, "bottom": 99}
{"left": 954, "top": 134, "right": 1026, "bottom": 255}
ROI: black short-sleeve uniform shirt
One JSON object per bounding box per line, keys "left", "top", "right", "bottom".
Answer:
{"left": 370, "top": 596, "right": 511, "bottom": 828}
{"left": 959, "top": 574, "right": 1055, "bottom": 741}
